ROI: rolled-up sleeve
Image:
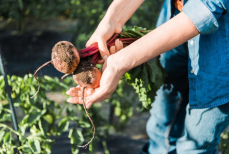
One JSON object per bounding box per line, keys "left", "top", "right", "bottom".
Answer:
{"left": 183, "top": 0, "right": 228, "bottom": 34}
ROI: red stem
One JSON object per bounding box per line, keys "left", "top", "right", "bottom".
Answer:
{"left": 92, "top": 53, "right": 101, "bottom": 64}
{"left": 78, "top": 34, "right": 138, "bottom": 60}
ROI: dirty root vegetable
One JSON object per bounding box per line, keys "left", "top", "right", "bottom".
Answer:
{"left": 73, "top": 62, "right": 102, "bottom": 88}
{"left": 52, "top": 41, "right": 80, "bottom": 74}
{"left": 31, "top": 41, "right": 81, "bottom": 98}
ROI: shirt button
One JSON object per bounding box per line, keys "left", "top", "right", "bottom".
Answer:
{"left": 190, "top": 40, "right": 194, "bottom": 45}
{"left": 191, "top": 69, "right": 194, "bottom": 73}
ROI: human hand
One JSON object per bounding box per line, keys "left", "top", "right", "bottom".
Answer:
{"left": 66, "top": 40, "right": 124, "bottom": 107}
{"left": 86, "top": 20, "right": 122, "bottom": 64}
{"left": 66, "top": 58, "right": 124, "bottom": 108}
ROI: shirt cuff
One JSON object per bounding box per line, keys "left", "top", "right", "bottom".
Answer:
{"left": 183, "top": 0, "right": 219, "bottom": 34}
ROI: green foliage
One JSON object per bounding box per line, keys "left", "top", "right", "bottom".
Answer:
{"left": 0, "top": 73, "right": 141, "bottom": 153}
{"left": 119, "top": 26, "right": 167, "bottom": 109}
{"left": 124, "top": 58, "right": 167, "bottom": 109}
{"left": 0, "top": 74, "right": 110, "bottom": 153}
{"left": 107, "top": 80, "right": 135, "bottom": 125}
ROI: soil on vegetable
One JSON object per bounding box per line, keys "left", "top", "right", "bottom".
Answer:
{"left": 52, "top": 42, "right": 78, "bottom": 72}
{"left": 73, "top": 57, "right": 95, "bottom": 84}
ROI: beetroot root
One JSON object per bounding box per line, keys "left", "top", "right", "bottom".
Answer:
{"left": 52, "top": 41, "right": 80, "bottom": 74}
{"left": 73, "top": 62, "right": 101, "bottom": 88}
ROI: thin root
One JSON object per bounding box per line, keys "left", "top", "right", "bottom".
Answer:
{"left": 78, "top": 86, "right": 96, "bottom": 148}
{"left": 30, "top": 60, "right": 52, "bottom": 98}
{"left": 61, "top": 73, "right": 70, "bottom": 80}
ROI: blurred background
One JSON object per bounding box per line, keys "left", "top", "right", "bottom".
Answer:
{"left": 0, "top": 0, "right": 229, "bottom": 154}
{"left": 0, "top": 0, "right": 165, "bottom": 154}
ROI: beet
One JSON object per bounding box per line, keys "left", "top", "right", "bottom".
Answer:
{"left": 52, "top": 41, "right": 80, "bottom": 74}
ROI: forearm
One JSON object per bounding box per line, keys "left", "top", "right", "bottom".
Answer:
{"left": 102, "top": 0, "right": 144, "bottom": 29}
{"left": 111, "top": 12, "right": 199, "bottom": 73}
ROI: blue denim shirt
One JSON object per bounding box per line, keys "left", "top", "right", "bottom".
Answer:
{"left": 157, "top": 0, "right": 229, "bottom": 108}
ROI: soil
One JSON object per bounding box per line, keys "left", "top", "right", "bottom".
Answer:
{"left": 73, "top": 57, "right": 95, "bottom": 85}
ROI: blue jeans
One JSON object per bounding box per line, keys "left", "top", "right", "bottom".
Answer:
{"left": 145, "top": 44, "right": 229, "bottom": 154}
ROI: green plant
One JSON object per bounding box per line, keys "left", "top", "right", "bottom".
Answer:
{"left": 0, "top": 74, "right": 109, "bottom": 153}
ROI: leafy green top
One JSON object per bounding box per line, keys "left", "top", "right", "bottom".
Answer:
{"left": 121, "top": 26, "right": 167, "bottom": 109}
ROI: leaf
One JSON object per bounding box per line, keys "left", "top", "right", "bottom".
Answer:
{"left": 68, "top": 128, "right": 84, "bottom": 154}
{"left": 4, "top": 132, "right": 12, "bottom": 144}
{"left": 27, "top": 110, "right": 46, "bottom": 125}
{"left": 19, "top": 123, "right": 29, "bottom": 136}
{"left": 38, "top": 119, "right": 49, "bottom": 135}
{"left": 29, "top": 139, "right": 41, "bottom": 153}
{"left": 57, "top": 117, "right": 69, "bottom": 135}
{"left": 68, "top": 128, "right": 84, "bottom": 145}
{"left": 0, "top": 109, "right": 11, "bottom": 122}
{"left": 79, "top": 120, "right": 91, "bottom": 128}
{"left": 0, "top": 128, "right": 5, "bottom": 142}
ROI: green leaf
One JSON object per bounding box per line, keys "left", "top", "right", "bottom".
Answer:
{"left": 29, "top": 139, "right": 41, "bottom": 153}
{"left": 57, "top": 117, "right": 69, "bottom": 135}
{"left": 72, "top": 149, "right": 79, "bottom": 154}
{"left": 38, "top": 119, "right": 49, "bottom": 135}
{"left": 79, "top": 120, "right": 91, "bottom": 128}
{"left": 0, "top": 128, "right": 5, "bottom": 142}
{"left": 0, "top": 109, "right": 11, "bottom": 122}
{"left": 27, "top": 110, "right": 46, "bottom": 125}
{"left": 68, "top": 128, "right": 84, "bottom": 145}
{"left": 4, "top": 132, "right": 12, "bottom": 144}
{"left": 20, "top": 123, "right": 29, "bottom": 136}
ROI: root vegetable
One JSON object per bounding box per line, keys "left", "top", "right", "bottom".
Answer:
{"left": 52, "top": 41, "right": 80, "bottom": 74}
{"left": 73, "top": 62, "right": 102, "bottom": 88}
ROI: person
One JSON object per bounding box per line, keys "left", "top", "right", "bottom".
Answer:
{"left": 66, "top": 0, "right": 229, "bottom": 153}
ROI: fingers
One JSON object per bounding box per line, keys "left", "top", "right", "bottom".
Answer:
{"left": 115, "top": 39, "right": 123, "bottom": 52}
{"left": 66, "top": 86, "right": 95, "bottom": 104}
{"left": 109, "top": 46, "right": 116, "bottom": 55}
{"left": 110, "top": 39, "right": 123, "bottom": 55}
{"left": 101, "top": 58, "right": 107, "bottom": 73}
{"left": 86, "top": 66, "right": 119, "bottom": 108}
{"left": 67, "top": 96, "right": 89, "bottom": 105}
{"left": 97, "top": 38, "right": 110, "bottom": 61}
{"left": 86, "top": 88, "right": 111, "bottom": 109}
{"left": 66, "top": 86, "right": 95, "bottom": 97}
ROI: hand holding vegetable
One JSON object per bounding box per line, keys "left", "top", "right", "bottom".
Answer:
{"left": 66, "top": 40, "right": 124, "bottom": 107}
{"left": 86, "top": 20, "right": 122, "bottom": 64}
{"left": 86, "top": 0, "right": 144, "bottom": 63}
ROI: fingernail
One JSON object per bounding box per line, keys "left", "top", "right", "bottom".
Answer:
{"left": 66, "top": 90, "right": 70, "bottom": 95}
{"left": 67, "top": 98, "right": 71, "bottom": 103}
{"left": 103, "top": 55, "right": 108, "bottom": 60}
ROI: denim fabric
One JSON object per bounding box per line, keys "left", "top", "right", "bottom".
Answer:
{"left": 146, "top": 45, "right": 229, "bottom": 154}
{"left": 146, "top": 92, "right": 229, "bottom": 154}
{"left": 183, "top": 0, "right": 229, "bottom": 108}
{"left": 157, "top": 0, "right": 229, "bottom": 109}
